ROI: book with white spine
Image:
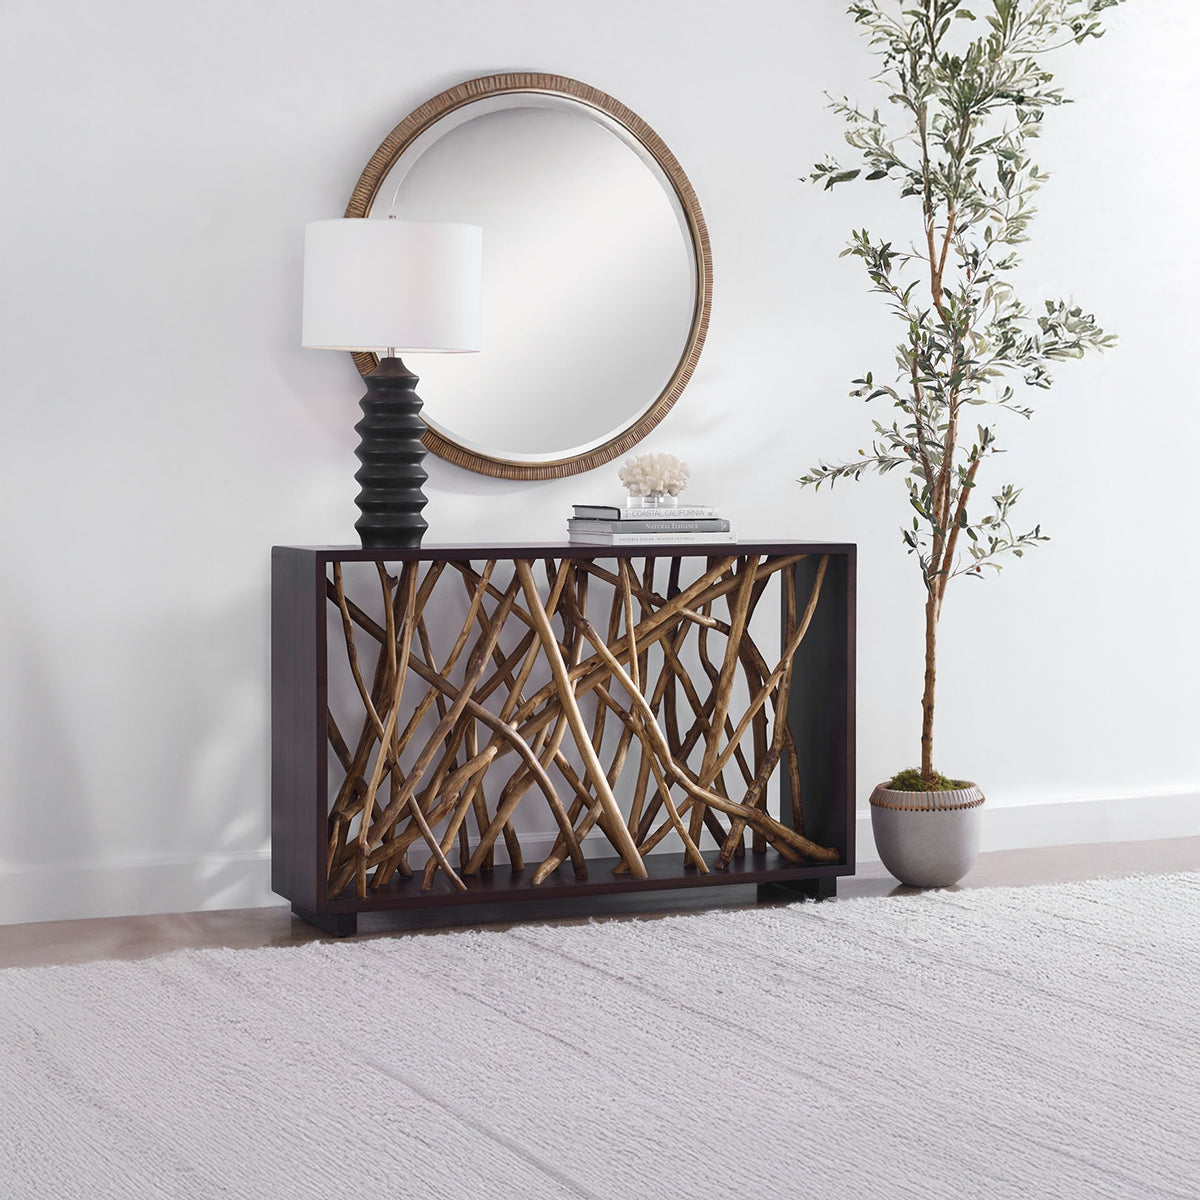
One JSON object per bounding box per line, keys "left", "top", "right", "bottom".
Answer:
{"left": 567, "top": 530, "right": 737, "bottom": 546}
{"left": 572, "top": 503, "right": 719, "bottom": 522}
{"left": 567, "top": 518, "right": 730, "bottom": 534}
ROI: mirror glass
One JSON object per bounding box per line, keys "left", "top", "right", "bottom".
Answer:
{"left": 350, "top": 77, "right": 710, "bottom": 478}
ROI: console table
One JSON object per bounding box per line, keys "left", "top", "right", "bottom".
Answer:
{"left": 272, "top": 541, "right": 855, "bottom": 935}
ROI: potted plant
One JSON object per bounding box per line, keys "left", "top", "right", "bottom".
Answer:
{"left": 802, "top": 0, "right": 1121, "bottom": 885}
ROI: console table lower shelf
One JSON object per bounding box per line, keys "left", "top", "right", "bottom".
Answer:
{"left": 272, "top": 542, "right": 856, "bottom": 936}
{"left": 292, "top": 852, "right": 840, "bottom": 936}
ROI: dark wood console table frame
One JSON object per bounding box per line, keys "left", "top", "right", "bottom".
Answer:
{"left": 272, "top": 541, "right": 855, "bottom": 935}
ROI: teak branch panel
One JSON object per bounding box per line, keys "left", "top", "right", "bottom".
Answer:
{"left": 272, "top": 542, "right": 855, "bottom": 935}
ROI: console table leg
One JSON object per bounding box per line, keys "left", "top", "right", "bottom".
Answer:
{"left": 757, "top": 876, "right": 837, "bottom": 903}
{"left": 292, "top": 905, "right": 358, "bottom": 937}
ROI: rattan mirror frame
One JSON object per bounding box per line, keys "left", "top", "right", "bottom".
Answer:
{"left": 344, "top": 73, "right": 712, "bottom": 481}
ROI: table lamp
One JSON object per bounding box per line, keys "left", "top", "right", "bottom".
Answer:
{"left": 302, "top": 217, "right": 482, "bottom": 548}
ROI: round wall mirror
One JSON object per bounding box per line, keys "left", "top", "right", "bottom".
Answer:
{"left": 345, "top": 73, "right": 712, "bottom": 480}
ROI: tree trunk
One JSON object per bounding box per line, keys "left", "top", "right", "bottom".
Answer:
{"left": 921, "top": 588, "right": 938, "bottom": 780}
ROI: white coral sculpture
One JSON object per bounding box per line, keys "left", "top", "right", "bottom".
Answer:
{"left": 618, "top": 451, "right": 690, "bottom": 498}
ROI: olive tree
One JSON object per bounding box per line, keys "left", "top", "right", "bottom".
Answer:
{"left": 802, "top": 0, "right": 1121, "bottom": 783}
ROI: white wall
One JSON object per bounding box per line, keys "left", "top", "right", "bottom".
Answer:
{"left": 1, "top": 0, "right": 1196, "bottom": 923}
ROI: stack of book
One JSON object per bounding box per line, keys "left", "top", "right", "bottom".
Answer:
{"left": 567, "top": 503, "right": 735, "bottom": 545}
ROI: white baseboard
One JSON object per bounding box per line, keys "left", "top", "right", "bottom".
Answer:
{"left": 2, "top": 791, "right": 1197, "bottom": 925}
{"left": 0, "top": 851, "right": 279, "bottom": 926}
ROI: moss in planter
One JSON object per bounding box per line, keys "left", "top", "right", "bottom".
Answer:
{"left": 886, "top": 768, "right": 972, "bottom": 792}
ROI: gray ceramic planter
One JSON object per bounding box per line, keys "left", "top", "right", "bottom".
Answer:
{"left": 869, "top": 782, "right": 985, "bottom": 888}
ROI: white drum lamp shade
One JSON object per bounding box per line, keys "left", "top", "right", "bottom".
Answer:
{"left": 302, "top": 218, "right": 482, "bottom": 353}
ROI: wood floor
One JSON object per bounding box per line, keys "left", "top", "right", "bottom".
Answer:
{"left": 2, "top": 836, "right": 1197, "bottom": 970}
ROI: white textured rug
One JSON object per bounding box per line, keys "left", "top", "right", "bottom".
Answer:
{"left": 2, "top": 873, "right": 1197, "bottom": 1200}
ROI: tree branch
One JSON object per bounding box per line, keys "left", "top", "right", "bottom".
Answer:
{"left": 935, "top": 454, "right": 982, "bottom": 615}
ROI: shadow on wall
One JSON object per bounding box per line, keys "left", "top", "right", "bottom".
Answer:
{"left": 0, "top": 586, "right": 274, "bottom": 923}
{"left": 0, "top": 594, "right": 100, "bottom": 878}
{"left": 142, "top": 588, "right": 273, "bottom": 912}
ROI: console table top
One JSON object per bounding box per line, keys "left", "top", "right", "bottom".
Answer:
{"left": 275, "top": 540, "right": 856, "bottom": 563}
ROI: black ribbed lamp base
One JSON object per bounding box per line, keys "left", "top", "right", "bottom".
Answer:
{"left": 353, "top": 357, "right": 429, "bottom": 549}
